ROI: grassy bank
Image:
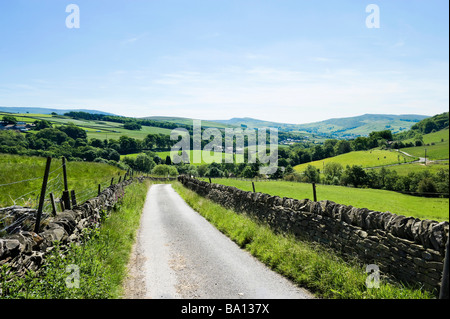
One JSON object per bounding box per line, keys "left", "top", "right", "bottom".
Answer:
{"left": 172, "top": 182, "right": 434, "bottom": 299}
{"left": 0, "top": 179, "right": 149, "bottom": 299}
{"left": 201, "top": 178, "right": 449, "bottom": 222}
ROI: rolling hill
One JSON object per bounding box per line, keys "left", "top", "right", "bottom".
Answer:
{"left": 213, "top": 114, "right": 429, "bottom": 139}
{"left": 0, "top": 106, "right": 116, "bottom": 116}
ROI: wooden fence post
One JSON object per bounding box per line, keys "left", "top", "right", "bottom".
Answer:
{"left": 34, "top": 157, "right": 52, "bottom": 233}
{"left": 252, "top": 181, "right": 256, "bottom": 193}
{"left": 312, "top": 183, "right": 317, "bottom": 202}
{"left": 110, "top": 177, "right": 114, "bottom": 186}
{"left": 70, "top": 190, "right": 77, "bottom": 207}
{"left": 49, "top": 192, "right": 57, "bottom": 216}
{"left": 61, "top": 156, "right": 71, "bottom": 210}
{"left": 98, "top": 184, "right": 101, "bottom": 196}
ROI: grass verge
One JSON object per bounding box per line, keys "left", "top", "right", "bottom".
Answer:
{"left": 172, "top": 182, "right": 435, "bottom": 299}
{"left": 0, "top": 179, "right": 149, "bottom": 299}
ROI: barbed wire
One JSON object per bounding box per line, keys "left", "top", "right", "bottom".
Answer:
{"left": 1, "top": 165, "right": 125, "bottom": 235}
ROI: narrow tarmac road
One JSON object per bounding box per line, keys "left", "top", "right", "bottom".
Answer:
{"left": 123, "top": 184, "right": 313, "bottom": 299}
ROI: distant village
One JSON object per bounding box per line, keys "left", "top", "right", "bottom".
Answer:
{"left": 0, "top": 120, "right": 35, "bottom": 132}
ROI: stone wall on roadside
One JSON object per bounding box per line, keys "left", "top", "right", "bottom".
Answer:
{"left": 0, "top": 177, "right": 141, "bottom": 278}
{"left": 178, "top": 175, "right": 449, "bottom": 293}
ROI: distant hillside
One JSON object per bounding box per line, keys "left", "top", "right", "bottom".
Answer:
{"left": 0, "top": 106, "right": 116, "bottom": 116}
{"left": 214, "top": 114, "right": 429, "bottom": 139}
{"left": 142, "top": 116, "right": 236, "bottom": 129}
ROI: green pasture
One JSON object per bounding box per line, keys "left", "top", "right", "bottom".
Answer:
{"left": 201, "top": 178, "right": 449, "bottom": 222}
{"left": 294, "top": 149, "right": 416, "bottom": 173}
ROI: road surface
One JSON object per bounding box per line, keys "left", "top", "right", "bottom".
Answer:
{"left": 123, "top": 184, "right": 313, "bottom": 299}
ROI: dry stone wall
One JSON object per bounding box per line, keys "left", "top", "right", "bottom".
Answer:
{"left": 179, "top": 175, "right": 449, "bottom": 293}
{"left": 0, "top": 177, "right": 140, "bottom": 277}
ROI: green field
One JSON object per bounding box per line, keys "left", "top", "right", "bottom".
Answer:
{"left": 401, "top": 143, "right": 449, "bottom": 161}
{"left": 156, "top": 150, "right": 229, "bottom": 165}
{"left": 370, "top": 160, "right": 449, "bottom": 176}
{"left": 0, "top": 112, "right": 173, "bottom": 140}
{"left": 0, "top": 154, "right": 125, "bottom": 209}
{"left": 400, "top": 128, "right": 449, "bottom": 160}
{"left": 294, "top": 149, "right": 416, "bottom": 173}
{"left": 202, "top": 178, "right": 449, "bottom": 222}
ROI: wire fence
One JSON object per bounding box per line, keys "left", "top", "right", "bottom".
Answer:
{"left": 0, "top": 158, "right": 130, "bottom": 236}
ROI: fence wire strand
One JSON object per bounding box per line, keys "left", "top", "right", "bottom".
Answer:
{"left": 1, "top": 160, "right": 123, "bottom": 235}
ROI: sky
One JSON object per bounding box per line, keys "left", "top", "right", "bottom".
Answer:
{"left": 0, "top": 0, "right": 448, "bottom": 124}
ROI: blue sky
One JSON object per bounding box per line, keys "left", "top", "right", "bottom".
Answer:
{"left": 0, "top": 0, "right": 448, "bottom": 123}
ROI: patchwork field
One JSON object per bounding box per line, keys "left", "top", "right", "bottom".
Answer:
{"left": 0, "top": 112, "right": 173, "bottom": 140}
{"left": 294, "top": 149, "right": 416, "bottom": 173}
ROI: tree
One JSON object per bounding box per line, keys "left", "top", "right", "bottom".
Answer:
{"left": 303, "top": 165, "right": 320, "bottom": 183}
{"left": 417, "top": 178, "right": 437, "bottom": 194}
{"left": 197, "top": 164, "right": 208, "bottom": 177}
{"left": 144, "top": 134, "right": 157, "bottom": 149}
{"left": 335, "top": 140, "right": 352, "bottom": 155}
{"left": 89, "top": 138, "right": 104, "bottom": 148}
{"left": 134, "top": 154, "right": 155, "bottom": 173}
{"left": 151, "top": 164, "right": 178, "bottom": 176}
{"left": 342, "top": 165, "right": 367, "bottom": 188}
{"left": 241, "top": 165, "right": 256, "bottom": 178}
{"left": 153, "top": 155, "right": 162, "bottom": 165}
{"left": 123, "top": 121, "right": 142, "bottom": 130}
{"left": 119, "top": 136, "right": 141, "bottom": 154}
{"left": 101, "top": 148, "right": 120, "bottom": 162}
{"left": 2, "top": 115, "right": 17, "bottom": 125}
{"left": 152, "top": 164, "right": 170, "bottom": 176}
{"left": 323, "top": 162, "right": 343, "bottom": 185}
{"left": 36, "top": 128, "right": 70, "bottom": 145}
{"left": 33, "top": 119, "right": 52, "bottom": 130}
{"left": 58, "top": 123, "right": 87, "bottom": 140}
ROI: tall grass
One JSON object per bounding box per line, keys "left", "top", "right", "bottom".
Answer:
{"left": 0, "top": 154, "right": 125, "bottom": 208}
{"left": 172, "top": 182, "right": 435, "bottom": 299}
{"left": 0, "top": 179, "right": 149, "bottom": 299}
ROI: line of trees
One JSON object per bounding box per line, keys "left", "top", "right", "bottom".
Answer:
{"left": 284, "top": 162, "right": 449, "bottom": 197}
{"left": 0, "top": 121, "right": 172, "bottom": 164}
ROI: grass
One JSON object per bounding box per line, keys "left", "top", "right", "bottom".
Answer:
{"left": 370, "top": 160, "right": 449, "bottom": 176}
{"left": 156, "top": 150, "right": 228, "bottom": 165}
{"left": 400, "top": 128, "right": 449, "bottom": 160}
{"left": 0, "top": 179, "right": 150, "bottom": 299}
{"left": 200, "top": 178, "right": 449, "bottom": 222}
{"left": 0, "top": 154, "right": 126, "bottom": 209}
{"left": 403, "top": 128, "right": 449, "bottom": 145}
{"left": 172, "top": 182, "right": 434, "bottom": 299}
{"left": 294, "top": 149, "right": 416, "bottom": 173}
{"left": 401, "top": 143, "right": 449, "bottom": 161}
